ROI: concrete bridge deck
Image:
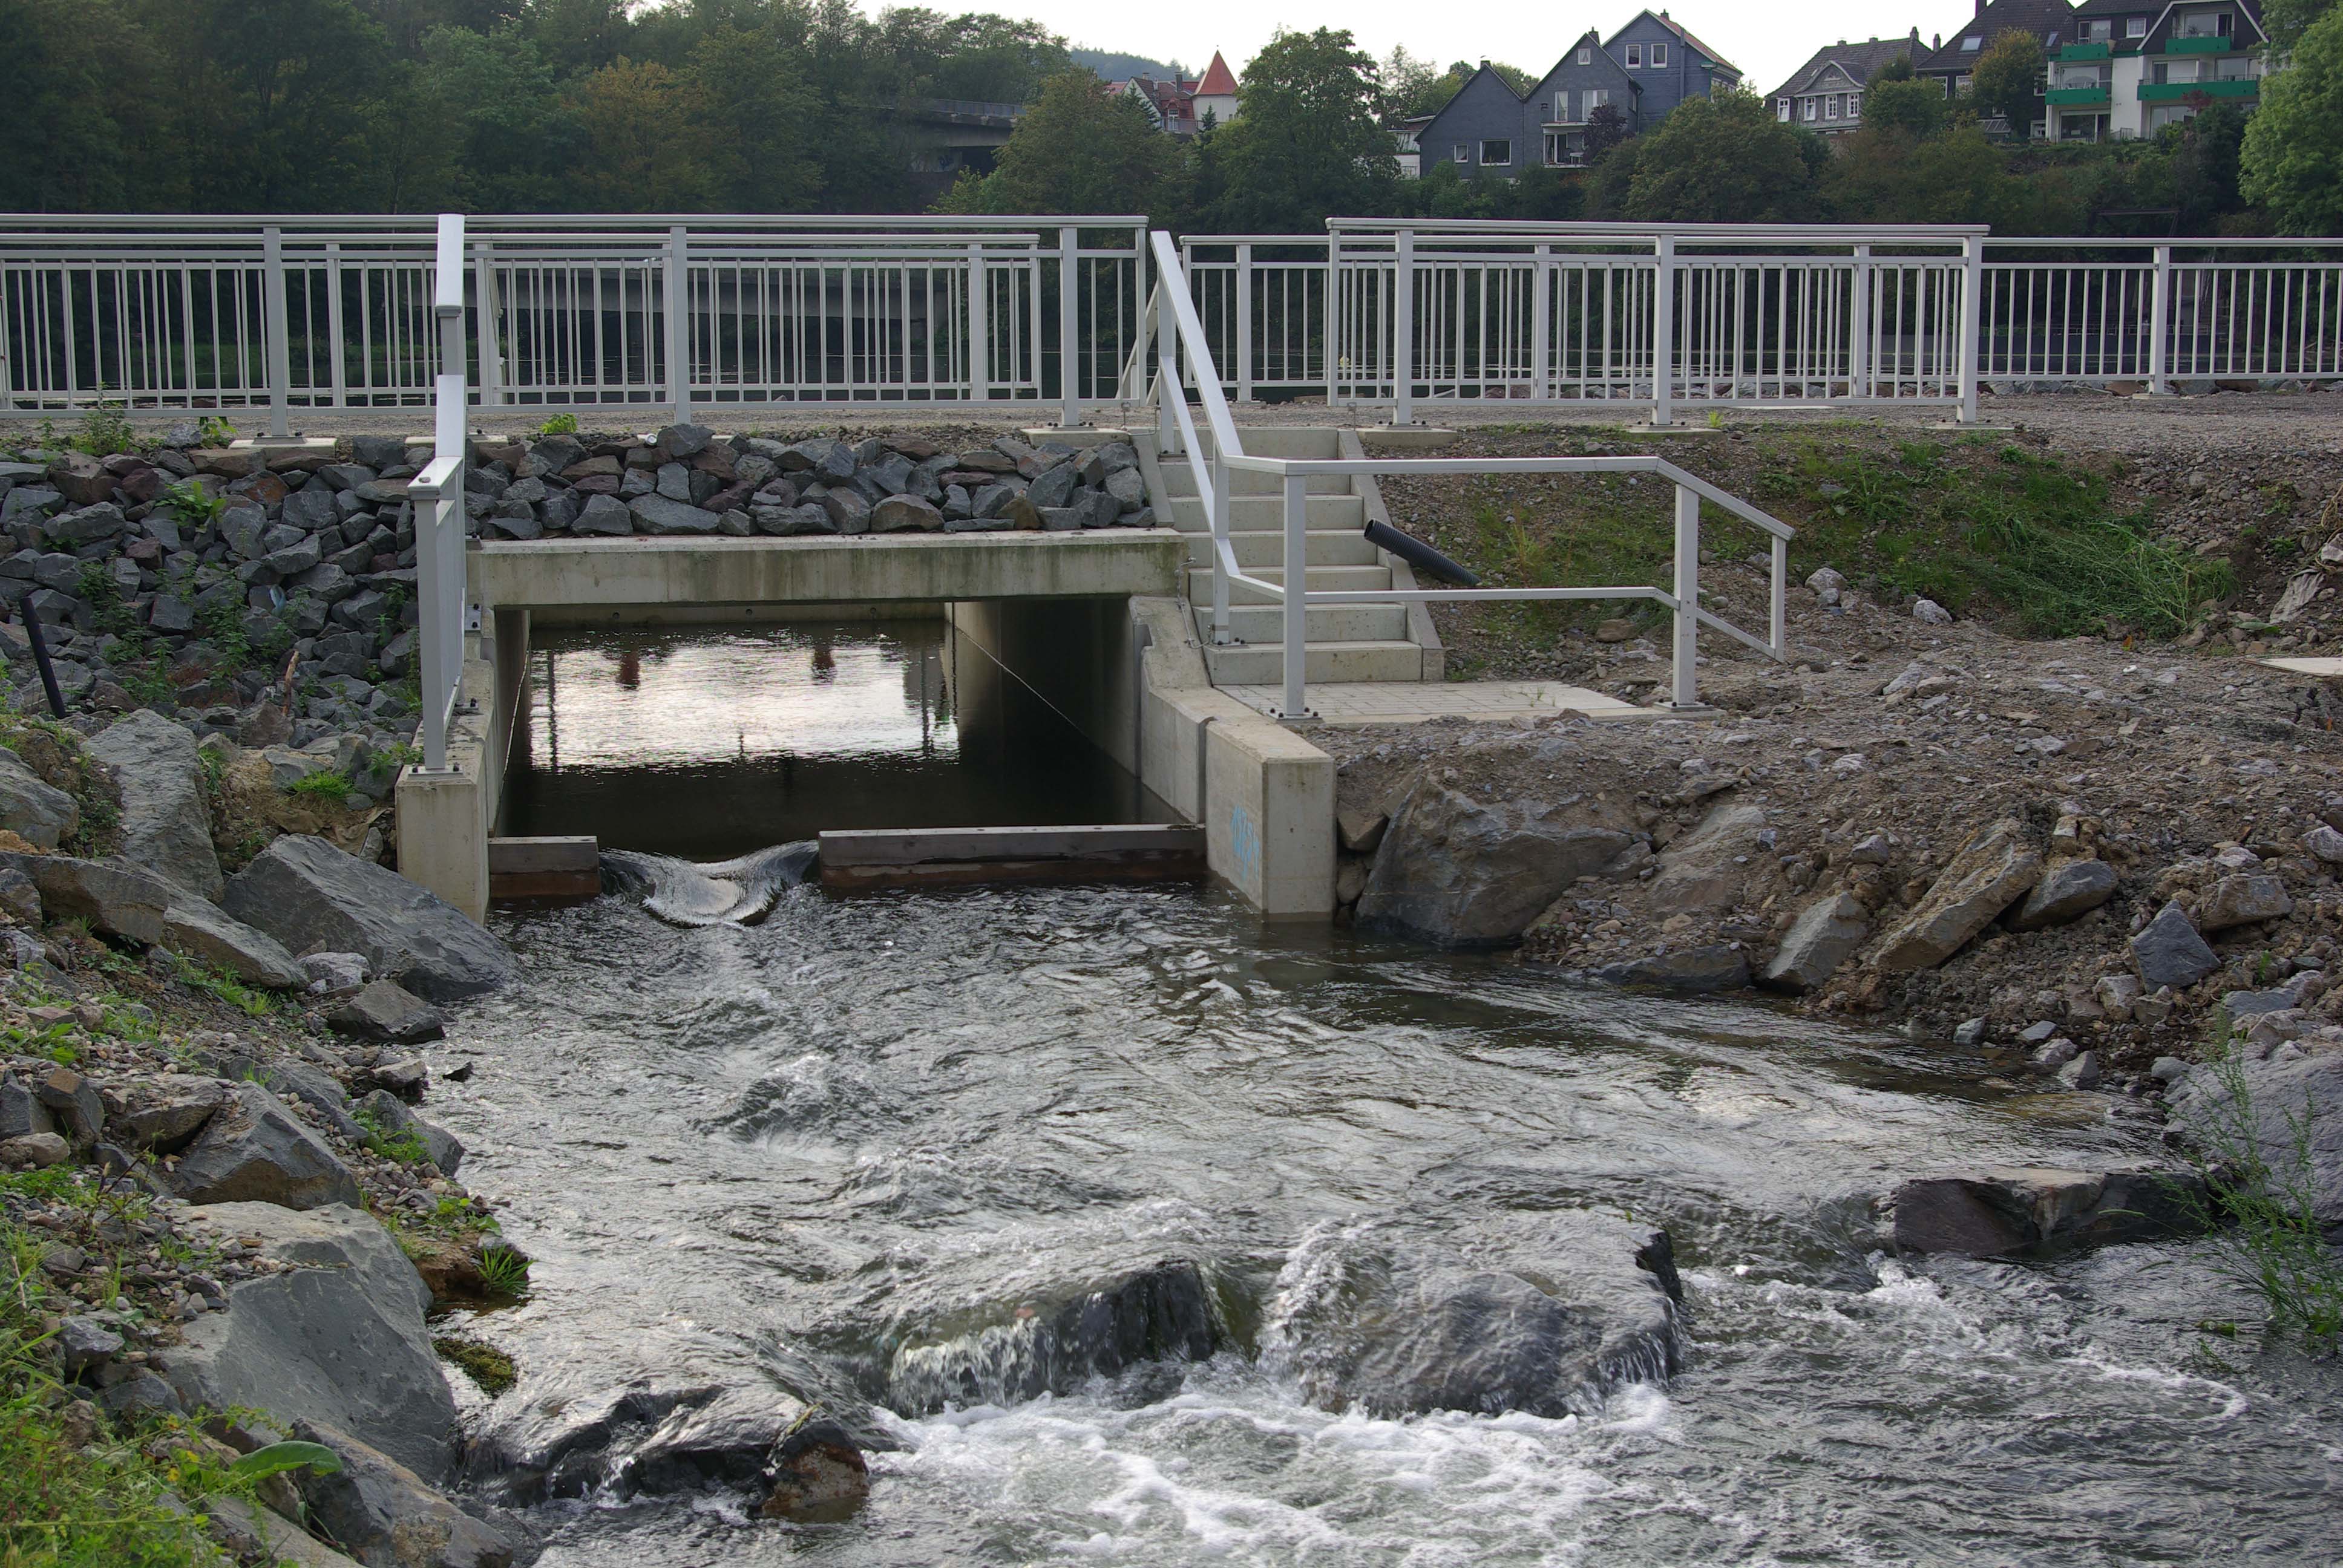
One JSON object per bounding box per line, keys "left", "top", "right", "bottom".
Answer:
{"left": 468, "top": 528, "right": 1187, "bottom": 612}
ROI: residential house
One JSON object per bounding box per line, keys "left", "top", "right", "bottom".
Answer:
{"left": 1768, "top": 32, "right": 1926, "bottom": 134}
{"left": 1112, "top": 50, "right": 1242, "bottom": 138}
{"left": 2048, "top": 0, "right": 2268, "bottom": 140}
{"left": 1914, "top": 0, "right": 2080, "bottom": 137}
{"left": 1409, "top": 11, "right": 1734, "bottom": 183}
{"left": 1602, "top": 9, "right": 1743, "bottom": 122}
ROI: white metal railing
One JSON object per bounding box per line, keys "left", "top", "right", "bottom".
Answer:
{"left": 1176, "top": 223, "right": 2343, "bottom": 425}
{"left": 403, "top": 214, "right": 470, "bottom": 775}
{"left": 1147, "top": 230, "right": 1794, "bottom": 719}
{"left": 0, "top": 213, "right": 1151, "bottom": 433}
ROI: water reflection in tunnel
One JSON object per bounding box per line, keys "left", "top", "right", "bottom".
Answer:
{"left": 500, "top": 614, "right": 1171, "bottom": 860}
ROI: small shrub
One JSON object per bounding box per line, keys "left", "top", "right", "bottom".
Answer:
{"left": 476, "top": 1245, "right": 531, "bottom": 1299}
{"left": 353, "top": 1106, "right": 427, "bottom": 1166}
{"left": 159, "top": 480, "right": 227, "bottom": 529}
{"left": 536, "top": 413, "right": 579, "bottom": 437}
{"left": 194, "top": 414, "right": 237, "bottom": 446}
{"left": 286, "top": 769, "right": 352, "bottom": 805}
{"left": 66, "top": 398, "right": 140, "bottom": 457}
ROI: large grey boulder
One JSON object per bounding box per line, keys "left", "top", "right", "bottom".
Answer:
{"left": 1357, "top": 785, "right": 1639, "bottom": 948}
{"left": 1594, "top": 943, "right": 1751, "bottom": 992}
{"left": 1760, "top": 892, "right": 1870, "bottom": 994}
{"left": 627, "top": 494, "right": 723, "bottom": 535}
{"left": 87, "top": 708, "right": 223, "bottom": 899}
{"left": 1644, "top": 802, "right": 1768, "bottom": 914}
{"left": 222, "top": 835, "right": 513, "bottom": 1002}
{"left": 166, "top": 1082, "right": 363, "bottom": 1210}
{"left": 162, "top": 897, "right": 306, "bottom": 988}
{"left": 2132, "top": 900, "right": 2221, "bottom": 990}
{"left": 1275, "top": 1214, "right": 1682, "bottom": 1419}
{"left": 289, "top": 1419, "right": 539, "bottom": 1568}
{"left": 0, "top": 745, "right": 77, "bottom": 849}
{"left": 328, "top": 978, "right": 446, "bottom": 1044}
{"left": 169, "top": 1201, "right": 459, "bottom": 1480}
{"left": 1873, "top": 819, "right": 2042, "bottom": 972}
{"left": 0, "top": 851, "right": 169, "bottom": 944}
{"left": 98, "top": 1073, "right": 231, "bottom": 1154}
{"left": 2168, "top": 1051, "right": 2343, "bottom": 1238}
{"left": 2005, "top": 858, "right": 2118, "bottom": 932}
{"left": 1892, "top": 1167, "right": 2207, "bottom": 1257}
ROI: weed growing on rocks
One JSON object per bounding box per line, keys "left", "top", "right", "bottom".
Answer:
{"left": 2167, "top": 1045, "right": 2343, "bottom": 1350}
{"left": 431, "top": 1336, "right": 516, "bottom": 1396}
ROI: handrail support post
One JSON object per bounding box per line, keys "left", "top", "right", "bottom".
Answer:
{"left": 261, "top": 226, "right": 292, "bottom": 439}
{"left": 665, "top": 225, "right": 690, "bottom": 428}
{"left": 2148, "top": 244, "right": 2172, "bottom": 396}
{"left": 1651, "top": 235, "right": 1676, "bottom": 428}
{"left": 1392, "top": 229, "right": 1415, "bottom": 426}
{"left": 1665, "top": 482, "right": 1700, "bottom": 708}
{"left": 1957, "top": 233, "right": 1984, "bottom": 423}
{"left": 1277, "top": 472, "right": 1312, "bottom": 722}
{"left": 1058, "top": 224, "right": 1081, "bottom": 426}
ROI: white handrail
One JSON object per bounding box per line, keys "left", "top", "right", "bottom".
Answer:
{"left": 1219, "top": 451, "right": 1794, "bottom": 723}
{"left": 407, "top": 214, "right": 471, "bottom": 775}
{"left": 1149, "top": 230, "right": 1253, "bottom": 636}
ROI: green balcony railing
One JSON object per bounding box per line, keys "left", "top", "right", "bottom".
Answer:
{"left": 2058, "top": 41, "right": 2111, "bottom": 60}
{"left": 2138, "top": 77, "right": 2260, "bottom": 100}
{"left": 2046, "top": 85, "right": 2112, "bottom": 106}
{"left": 2166, "top": 34, "right": 2232, "bottom": 54}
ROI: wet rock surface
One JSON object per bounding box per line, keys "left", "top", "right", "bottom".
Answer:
{"left": 224, "top": 835, "right": 514, "bottom": 1001}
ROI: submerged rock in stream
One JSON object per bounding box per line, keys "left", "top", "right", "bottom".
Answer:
{"left": 601, "top": 841, "right": 818, "bottom": 926}
{"left": 468, "top": 1380, "right": 869, "bottom": 1520}
{"left": 871, "top": 1259, "right": 1224, "bottom": 1413}
{"left": 1265, "top": 1214, "right": 1685, "bottom": 1420}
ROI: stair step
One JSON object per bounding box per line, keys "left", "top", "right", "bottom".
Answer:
{"left": 1166, "top": 494, "right": 1365, "bottom": 531}
{"left": 1162, "top": 467, "right": 1351, "bottom": 498}
{"left": 1210, "top": 425, "right": 1343, "bottom": 459}
{"left": 1192, "top": 603, "right": 1411, "bottom": 643}
{"left": 1202, "top": 640, "right": 1429, "bottom": 685}
{"left": 1188, "top": 530, "right": 1384, "bottom": 568}
{"left": 1187, "top": 564, "right": 1393, "bottom": 603}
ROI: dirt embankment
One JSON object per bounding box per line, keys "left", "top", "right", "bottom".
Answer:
{"left": 1329, "top": 407, "right": 2343, "bottom": 1095}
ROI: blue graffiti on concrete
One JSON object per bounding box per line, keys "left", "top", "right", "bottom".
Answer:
{"left": 1227, "top": 801, "right": 1261, "bottom": 887}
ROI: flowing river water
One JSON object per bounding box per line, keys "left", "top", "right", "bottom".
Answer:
{"left": 442, "top": 620, "right": 2339, "bottom": 1565}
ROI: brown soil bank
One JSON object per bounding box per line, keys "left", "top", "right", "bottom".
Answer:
{"left": 1326, "top": 407, "right": 2343, "bottom": 1096}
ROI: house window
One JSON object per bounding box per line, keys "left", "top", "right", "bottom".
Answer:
{"left": 1849, "top": 93, "right": 1862, "bottom": 117}
{"left": 1452, "top": 143, "right": 1468, "bottom": 163}
{"left": 1804, "top": 97, "right": 1818, "bottom": 120}
{"left": 1578, "top": 47, "right": 1591, "bottom": 65}
{"left": 1962, "top": 34, "right": 1981, "bottom": 51}
{"left": 1544, "top": 130, "right": 1587, "bottom": 166}
{"left": 2126, "top": 17, "right": 2147, "bottom": 36}
{"left": 1826, "top": 96, "right": 1839, "bottom": 119}
{"left": 1625, "top": 44, "right": 1642, "bottom": 67}
{"left": 1651, "top": 43, "right": 1667, "bottom": 67}
{"left": 1777, "top": 96, "right": 1792, "bottom": 120}
{"left": 1587, "top": 88, "right": 1610, "bottom": 110}
{"left": 1556, "top": 91, "right": 1569, "bottom": 120}
{"left": 1479, "top": 139, "right": 1511, "bottom": 165}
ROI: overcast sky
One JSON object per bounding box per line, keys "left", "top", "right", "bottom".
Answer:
{"left": 1015, "top": 1, "right": 1964, "bottom": 100}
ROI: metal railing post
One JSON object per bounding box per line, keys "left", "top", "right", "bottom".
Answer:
{"left": 324, "top": 241, "right": 348, "bottom": 410}
{"left": 1850, "top": 243, "right": 1872, "bottom": 399}
{"left": 2148, "top": 244, "right": 2172, "bottom": 395}
{"left": 1210, "top": 458, "right": 1232, "bottom": 644}
{"left": 1668, "top": 483, "right": 1699, "bottom": 708}
{"left": 1769, "top": 534, "right": 1788, "bottom": 656}
{"left": 1651, "top": 234, "right": 1675, "bottom": 428}
{"left": 261, "top": 226, "right": 291, "bottom": 438}
{"left": 1958, "top": 234, "right": 1984, "bottom": 423}
{"left": 1325, "top": 231, "right": 1342, "bottom": 407}
{"left": 473, "top": 239, "right": 502, "bottom": 408}
{"left": 1155, "top": 284, "right": 1178, "bottom": 456}
{"left": 966, "top": 242, "right": 990, "bottom": 403}
{"left": 1058, "top": 224, "right": 1081, "bottom": 426}
{"left": 1392, "top": 228, "right": 1415, "bottom": 425}
{"left": 664, "top": 225, "right": 690, "bottom": 427}
{"left": 1235, "top": 243, "right": 1254, "bottom": 402}
{"left": 1531, "top": 245, "right": 1553, "bottom": 402}
{"left": 1279, "top": 472, "right": 1311, "bottom": 721}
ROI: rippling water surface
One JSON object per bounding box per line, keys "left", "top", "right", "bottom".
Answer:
{"left": 439, "top": 624, "right": 2340, "bottom": 1566}
{"left": 434, "top": 889, "right": 2339, "bottom": 1566}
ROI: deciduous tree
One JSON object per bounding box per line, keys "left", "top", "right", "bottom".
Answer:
{"left": 938, "top": 71, "right": 1183, "bottom": 220}
{"left": 1968, "top": 30, "right": 2043, "bottom": 133}
{"left": 1200, "top": 29, "right": 1398, "bottom": 232}
{"left": 1624, "top": 91, "right": 1822, "bottom": 223}
{"left": 2241, "top": 6, "right": 2343, "bottom": 234}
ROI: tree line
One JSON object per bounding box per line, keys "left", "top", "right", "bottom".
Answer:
{"left": 1, "top": 0, "right": 2336, "bottom": 235}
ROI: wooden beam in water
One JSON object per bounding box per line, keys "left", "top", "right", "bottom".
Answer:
{"left": 817, "top": 825, "right": 1205, "bottom": 891}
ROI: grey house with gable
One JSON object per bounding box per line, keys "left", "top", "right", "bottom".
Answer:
{"left": 1414, "top": 11, "right": 1740, "bottom": 183}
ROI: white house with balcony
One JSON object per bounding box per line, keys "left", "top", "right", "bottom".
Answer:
{"left": 2048, "top": 0, "right": 2268, "bottom": 141}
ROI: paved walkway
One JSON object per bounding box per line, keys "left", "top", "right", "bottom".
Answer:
{"left": 1220, "top": 679, "right": 1654, "bottom": 726}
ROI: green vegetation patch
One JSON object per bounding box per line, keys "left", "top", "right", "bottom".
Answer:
{"left": 433, "top": 1336, "right": 517, "bottom": 1396}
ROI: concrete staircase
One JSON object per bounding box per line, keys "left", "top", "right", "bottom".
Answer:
{"left": 1155, "top": 426, "right": 1440, "bottom": 688}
